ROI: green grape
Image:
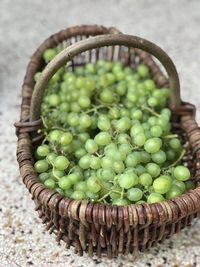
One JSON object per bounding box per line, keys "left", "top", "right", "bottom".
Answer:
{"left": 139, "top": 173, "right": 153, "bottom": 187}
{"left": 144, "top": 79, "right": 155, "bottom": 91}
{"left": 60, "top": 132, "right": 73, "bottom": 146}
{"left": 65, "top": 188, "right": 73, "bottom": 197}
{"left": 78, "top": 133, "right": 90, "bottom": 142}
{"left": 125, "top": 152, "right": 140, "bottom": 167}
{"left": 68, "top": 173, "right": 81, "bottom": 184}
{"left": 54, "top": 156, "right": 69, "bottom": 171}
{"left": 113, "top": 161, "right": 125, "bottom": 173}
{"left": 78, "top": 96, "right": 91, "bottom": 109}
{"left": 87, "top": 177, "right": 101, "bottom": 193}
{"left": 46, "top": 152, "right": 57, "bottom": 164}
{"left": 153, "top": 175, "right": 172, "bottom": 194}
{"left": 185, "top": 180, "right": 195, "bottom": 190}
{"left": 36, "top": 145, "right": 50, "bottom": 157}
{"left": 131, "top": 109, "right": 143, "bottom": 121}
{"left": 97, "top": 117, "right": 111, "bottom": 131}
{"left": 112, "top": 198, "right": 129, "bottom": 206}
{"left": 166, "top": 185, "right": 182, "bottom": 199}
{"left": 79, "top": 154, "right": 91, "bottom": 169}
{"left": 44, "top": 178, "right": 56, "bottom": 189}
{"left": 55, "top": 187, "right": 65, "bottom": 196}
{"left": 100, "top": 169, "right": 115, "bottom": 181}
{"left": 118, "top": 144, "right": 132, "bottom": 156}
{"left": 173, "top": 166, "right": 190, "bottom": 181}
{"left": 133, "top": 133, "right": 146, "bottom": 147}
{"left": 108, "top": 107, "right": 121, "bottom": 119}
{"left": 118, "top": 172, "right": 138, "bottom": 189}
{"left": 169, "top": 138, "right": 181, "bottom": 150}
{"left": 49, "top": 130, "right": 63, "bottom": 143}
{"left": 48, "top": 94, "right": 60, "bottom": 106}
{"left": 34, "top": 160, "right": 49, "bottom": 173}
{"left": 172, "top": 180, "right": 186, "bottom": 193}
{"left": 140, "top": 151, "right": 151, "bottom": 164}
{"left": 58, "top": 176, "right": 72, "bottom": 190}
{"left": 79, "top": 114, "right": 92, "bottom": 128}
{"left": 166, "top": 150, "right": 176, "bottom": 161}
{"left": 74, "top": 181, "right": 87, "bottom": 192}
{"left": 38, "top": 172, "right": 49, "bottom": 182}
{"left": 147, "top": 193, "right": 165, "bottom": 204}
{"left": 90, "top": 156, "right": 101, "bottom": 169}
{"left": 146, "top": 163, "right": 161, "bottom": 178}
{"left": 127, "top": 188, "right": 143, "bottom": 202}
{"left": 85, "top": 139, "right": 98, "bottom": 154}
{"left": 100, "top": 89, "right": 114, "bottom": 103}
{"left": 94, "top": 132, "right": 111, "bottom": 146}
{"left": 117, "top": 133, "right": 131, "bottom": 144}
{"left": 137, "top": 64, "right": 149, "bottom": 78}
{"left": 150, "top": 125, "right": 163, "bottom": 137}
{"left": 144, "top": 138, "right": 162, "bottom": 154}
{"left": 71, "top": 190, "right": 86, "bottom": 200}
{"left": 135, "top": 165, "right": 146, "bottom": 176}
{"left": 130, "top": 125, "right": 144, "bottom": 137}
{"left": 151, "top": 150, "right": 166, "bottom": 164}
{"left": 43, "top": 48, "right": 57, "bottom": 62}
{"left": 75, "top": 148, "right": 87, "bottom": 159}
{"left": 101, "top": 157, "right": 113, "bottom": 169}
{"left": 115, "top": 117, "right": 131, "bottom": 132}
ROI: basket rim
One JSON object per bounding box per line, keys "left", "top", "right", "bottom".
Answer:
{"left": 16, "top": 24, "right": 200, "bottom": 226}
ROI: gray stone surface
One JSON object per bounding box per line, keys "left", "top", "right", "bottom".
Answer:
{"left": 0, "top": 0, "right": 200, "bottom": 266}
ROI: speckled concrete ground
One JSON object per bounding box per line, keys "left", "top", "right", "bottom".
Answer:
{"left": 1, "top": 0, "right": 200, "bottom": 266}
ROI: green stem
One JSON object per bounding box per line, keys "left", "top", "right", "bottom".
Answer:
{"left": 41, "top": 116, "right": 48, "bottom": 129}
{"left": 49, "top": 160, "right": 60, "bottom": 180}
{"left": 163, "top": 134, "right": 178, "bottom": 139}
{"left": 120, "top": 187, "right": 124, "bottom": 199}
{"left": 163, "top": 149, "right": 186, "bottom": 170}
{"left": 85, "top": 104, "right": 106, "bottom": 114}
{"left": 142, "top": 106, "right": 160, "bottom": 117}
{"left": 98, "top": 190, "right": 112, "bottom": 202}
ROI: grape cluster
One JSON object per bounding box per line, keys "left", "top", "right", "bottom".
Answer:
{"left": 34, "top": 48, "right": 195, "bottom": 205}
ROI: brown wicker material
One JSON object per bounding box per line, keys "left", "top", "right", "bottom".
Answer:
{"left": 15, "top": 25, "right": 200, "bottom": 259}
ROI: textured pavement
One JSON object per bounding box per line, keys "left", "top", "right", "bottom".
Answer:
{"left": 0, "top": 0, "right": 200, "bottom": 266}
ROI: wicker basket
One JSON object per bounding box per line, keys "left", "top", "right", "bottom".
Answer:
{"left": 15, "top": 25, "right": 200, "bottom": 259}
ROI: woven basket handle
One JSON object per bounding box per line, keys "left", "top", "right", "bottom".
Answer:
{"left": 30, "top": 34, "right": 181, "bottom": 121}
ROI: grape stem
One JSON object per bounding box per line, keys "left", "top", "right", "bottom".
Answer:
{"left": 41, "top": 115, "right": 48, "bottom": 129}
{"left": 85, "top": 104, "right": 106, "bottom": 114}
{"left": 120, "top": 187, "right": 124, "bottom": 199}
{"left": 97, "top": 190, "right": 121, "bottom": 202}
{"left": 163, "top": 149, "right": 186, "bottom": 169}
{"left": 163, "top": 134, "right": 178, "bottom": 139}
{"left": 49, "top": 159, "right": 60, "bottom": 180}
{"left": 141, "top": 106, "right": 160, "bottom": 117}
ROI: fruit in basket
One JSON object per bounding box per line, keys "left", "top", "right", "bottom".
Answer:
{"left": 34, "top": 51, "right": 194, "bottom": 205}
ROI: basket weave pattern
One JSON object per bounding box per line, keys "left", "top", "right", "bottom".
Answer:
{"left": 16, "top": 25, "right": 200, "bottom": 258}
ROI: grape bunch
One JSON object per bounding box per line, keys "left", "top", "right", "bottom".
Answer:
{"left": 34, "top": 48, "right": 195, "bottom": 206}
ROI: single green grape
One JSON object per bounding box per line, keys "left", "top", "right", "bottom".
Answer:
{"left": 147, "top": 193, "right": 165, "bottom": 204}
{"left": 36, "top": 144, "right": 50, "bottom": 157}
{"left": 153, "top": 175, "right": 172, "bottom": 194}
{"left": 54, "top": 156, "right": 70, "bottom": 171}
{"left": 44, "top": 178, "right": 56, "bottom": 189}
{"left": 85, "top": 139, "right": 98, "bottom": 154}
{"left": 139, "top": 173, "right": 153, "bottom": 187}
{"left": 127, "top": 188, "right": 143, "bottom": 202}
{"left": 58, "top": 176, "right": 72, "bottom": 190}
{"left": 118, "top": 172, "right": 139, "bottom": 189}
{"left": 34, "top": 160, "right": 49, "bottom": 173}
{"left": 173, "top": 166, "right": 190, "bottom": 181}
